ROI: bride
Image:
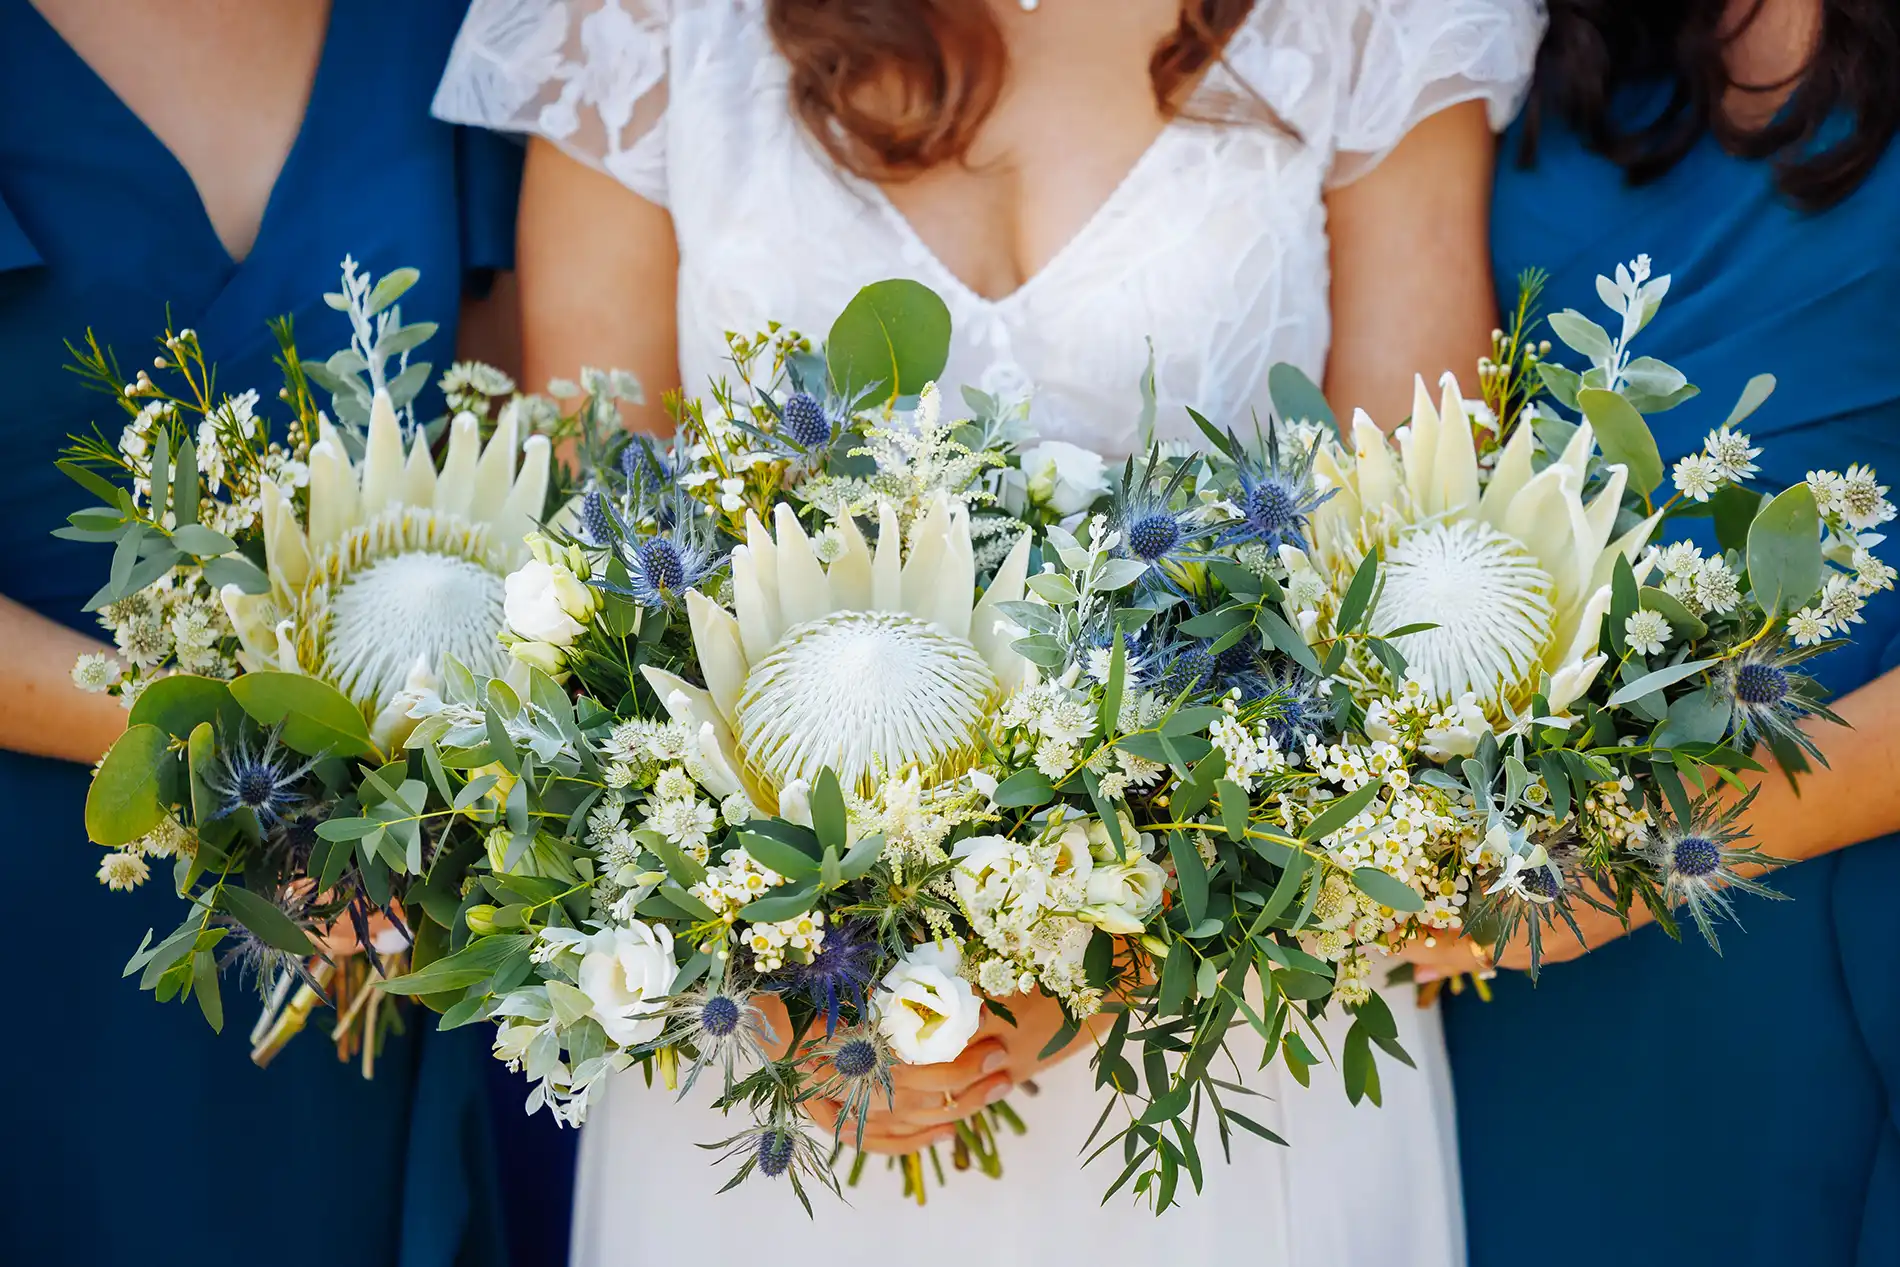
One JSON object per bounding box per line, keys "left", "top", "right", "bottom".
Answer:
{"left": 436, "top": 0, "right": 1542, "bottom": 1261}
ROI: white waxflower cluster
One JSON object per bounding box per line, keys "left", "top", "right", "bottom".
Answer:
{"left": 1361, "top": 671, "right": 1490, "bottom": 763}
{"left": 1644, "top": 542, "right": 1743, "bottom": 618}
{"left": 690, "top": 846, "right": 790, "bottom": 918}
{"left": 1671, "top": 425, "right": 1762, "bottom": 502}
{"left": 741, "top": 910, "right": 826, "bottom": 975}
{"left": 871, "top": 770, "right": 991, "bottom": 879}
{"left": 1570, "top": 776, "right": 1651, "bottom": 850}
{"left": 1208, "top": 698, "right": 1294, "bottom": 793}
{"left": 801, "top": 383, "right": 997, "bottom": 531}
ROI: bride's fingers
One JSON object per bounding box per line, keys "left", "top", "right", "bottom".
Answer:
{"left": 884, "top": 1072, "right": 1013, "bottom": 1126}
{"left": 802, "top": 1098, "right": 958, "bottom": 1155}
{"left": 885, "top": 1039, "right": 1008, "bottom": 1095}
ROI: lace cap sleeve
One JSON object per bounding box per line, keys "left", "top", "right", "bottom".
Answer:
{"left": 1323, "top": 0, "right": 1544, "bottom": 189}
{"left": 433, "top": 0, "right": 673, "bottom": 208}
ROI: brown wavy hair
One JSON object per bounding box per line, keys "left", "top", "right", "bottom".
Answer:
{"left": 1524, "top": 0, "right": 1900, "bottom": 209}
{"left": 766, "top": 0, "right": 1260, "bottom": 181}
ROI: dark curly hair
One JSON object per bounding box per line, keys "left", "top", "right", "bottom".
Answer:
{"left": 1523, "top": 0, "right": 1900, "bottom": 209}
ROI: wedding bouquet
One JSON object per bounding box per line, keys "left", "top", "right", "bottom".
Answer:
{"left": 58, "top": 255, "right": 1890, "bottom": 1210}
{"left": 380, "top": 258, "right": 1891, "bottom": 1211}
{"left": 63, "top": 260, "right": 555, "bottom": 1071}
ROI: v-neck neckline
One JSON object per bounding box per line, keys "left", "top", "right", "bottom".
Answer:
{"left": 22, "top": 0, "right": 342, "bottom": 271}
{"left": 859, "top": 118, "right": 1185, "bottom": 313}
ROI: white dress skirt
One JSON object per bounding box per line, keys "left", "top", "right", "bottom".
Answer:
{"left": 433, "top": 0, "right": 1545, "bottom": 1260}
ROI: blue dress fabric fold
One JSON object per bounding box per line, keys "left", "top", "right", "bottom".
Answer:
{"left": 0, "top": 2, "right": 528, "bottom": 1263}
{"left": 1450, "top": 104, "right": 1900, "bottom": 1267}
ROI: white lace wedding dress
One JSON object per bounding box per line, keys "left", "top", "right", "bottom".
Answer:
{"left": 436, "top": 1, "right": 1542, "bottom": 1262}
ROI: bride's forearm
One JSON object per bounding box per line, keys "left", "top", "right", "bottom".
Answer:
{"left": 1744, "top": 664, "right": 1900, "bottom": 864}
{"left": 0, "top": 595, "right": 126, "bottom": 765}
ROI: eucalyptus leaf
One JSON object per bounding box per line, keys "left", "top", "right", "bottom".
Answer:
{"left": 217, "top": 884, "right": 317, "bottom": 954}
{"left": 1577, "top": 387, "right": 1664, "bottom": 497}
{"left": 1547, "top": 311, "right": 1614, "bottom": 363}
{"left": 1746, "top": 483, "right": 1823, "bottom": 615}
{"left": 1267, "top": 363, "right": 1336, "bottom": 436}
{"left": 86, "top": 723, "right": 172, "bottom": 845}
{"left": 1351, "top": 866, "right": 1424, "bottom": 913}
{"left": 1724, "top": 373, "right": 1777, "bottom": 429}
{"left": 229, "top": 672, "right": 376, "bottom": 758}
{"left": 826, "top": 279, "right": 952, "bottom": 403}
{"left": 1606, "top": 658, "right": 1718, "bottom": 707}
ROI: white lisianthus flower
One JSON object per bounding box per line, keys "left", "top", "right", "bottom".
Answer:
{"left": 504, "top": 556, "right": 595, "bottom": 647}
{"left": 1078, "top": 854, "right": 1168, "bottom": 935}
{"left": 575, "top": 922, "right": 679, "bottom": 1046}
{"left": 1080, "top": 812, "right": 1143, "bottom": 864}
{"left": 1020, "top": 441, "right": 1110, "bottom": 516}
{"left": 876, "top": 941, "right": 983, "bottom": 1064}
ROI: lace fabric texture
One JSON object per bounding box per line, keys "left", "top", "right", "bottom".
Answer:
{"left": 437, "top": 0, "right": 1543, "bottom": 455}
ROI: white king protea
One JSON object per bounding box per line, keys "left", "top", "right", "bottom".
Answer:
{"left": 223, "top": 390, "right": 549, "bottom": 737}
{"left": 1306, "top": 374, "right": 1658, "bottom": 729}
{"left": 644, "top": 494, "right": 1033, "bottom": 813}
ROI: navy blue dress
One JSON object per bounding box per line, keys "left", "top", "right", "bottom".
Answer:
{"left": 1448, "top": 109, "right": 1900, "bottom": 1265}
{"left": 0, "top": 3, "right": 530, "bottom": 1263}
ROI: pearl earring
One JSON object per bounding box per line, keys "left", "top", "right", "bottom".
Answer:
{"left": 1019, "top": 0, "right": 1040, "bottom": 10}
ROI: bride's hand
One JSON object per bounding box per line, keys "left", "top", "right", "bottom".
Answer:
{"left": 801, "top": 989, "right": 1091, "bottom": 1155}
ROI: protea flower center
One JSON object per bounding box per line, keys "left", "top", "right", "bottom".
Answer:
{"left": 733, "top": 610, "right": 995, "bottom": 796}
{"left": 305, "top": 512, "right": 513, "bottom": 711}
{"left": 1373, "top": 518, "right": 1556, "bottom": 705}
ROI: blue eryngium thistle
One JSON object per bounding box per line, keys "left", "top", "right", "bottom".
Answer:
{"left": 778, "top": 390, "right": 833, "bottom": 450}
{"left": 706, "top": 1115, "right": 838, "bottom": 1214}
{"left": 1109, "top": 450, "right": 1215, "bottom": 567}
{"left": 649, "top": 981, "right": 778, "bottom": 1096}
{"left": 593, "top": 490, "right": 726, "bottom": 609}
{"left": 1720, "top": 640, "right": 1836, "bottom": 765}
{"left": 811, "top": 1024, "right": 896, "bottom": 1149}
{"left": 773, "top": 917, "right": 879, "bottom": 1035}
{"left": 204, "top": 725, "right": 321, "bottom": 827}
{"left": 580, "top": 485, "right": 613, "bottom": 546}
{"left": 1215, "top": 421, "right": 1335, "bottom": 554}
{"left": 1643, "top": 785, "right": 1786, "bottom": 951}
{"left": 1237, "top": 661, "right": 1330, "bottom": 747}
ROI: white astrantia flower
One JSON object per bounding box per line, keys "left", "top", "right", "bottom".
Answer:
{"left": 1305, "top": 374, "right": 1657, "bottom": 730}
{"left": 220, "top": 389, "right": 548, "bottom": 741}
{"left": 1624, "top": 609, "right": 1670, "bottom": 657}
{"left": 643, "top": 491, "right": 1034, "bottom": 811}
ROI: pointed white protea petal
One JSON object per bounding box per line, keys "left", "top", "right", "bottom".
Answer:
{"left": 307, "top": 438, "right": 358, "bottom": 552}
{"left": 1477, "top": 422, "right": 1536, "bottom": 528}
{"left": 694, "top": 722, "right": 744, "bottom": 800}
{"left": 369, "top": 656, "right": 436, "bottom": 751}
{"left": 686, "top": 589, "right": 750, "bottom": 724}
{"left": 1399, "top": 376, "right": 1441, "bottom": 512}
{"left": 901, "top": 495, "right": 952, "bottom": 620}
{"left": 970, "top": 531, "right": 1032, "bottom": 678}
{"left": 641, "top": 666, "right": 723, "bottom": 736}
{"left": 743, "top": 512, "right": 784, "bottom": 646}
{"left": 398, "top": 437, "right": 438, "bottom": 511}
{"left": 360, "top": 390, "right": 406, "bottom": 515}
{"left": 1348, "top": 409, "right": 1401, "bottom": 513}
{"left": 826, "top": 513, "right": 875, "bottom": 611}
{"left": 1585, "top": 508, "right": 1664, "bottom": 597}
{"left": 777, "top": 779, "right": 813, "bottom": 828}
{"left": 272, "top": 619, "right": 302, "bottom": 674}
{"left": 220, "top": 584, "right": 280, "bottom": 666}
{"left": 1501, "top": 465, "right": 1592, "bottom": 611}
{"left": 493, "top": 434, "right": 550, "bottom": 560}
{"left": 1557, "top": 419, "right": 1597, "bottom": 482}
{"left": 1431, "top": 373, "right": 1481, "bottom": 514}
{"left": 772, "top": 502, "right": 832, "bottom": 628}
{"left": 1555, "top": 583, "right": 1616, "bottom": 672}
{"left": 435, "top": 412, "right": 481, "bottom": 519}
{"left": 928, "top": 502, "right": 977, "bottom": 640}
{"left": 1310, "top": 441, "right": 1361, "bottom": 541}
{"left": 872, "top": 502, "right": 903, "bottom": 611}
{"left": 260, "top": 479, "right": 310, "bottom": 595}
{"left": 467, "top": 405, "right": 518, "bottom": 526}
{"left": 1581, "top": 463, "right": 1628, "bottom": 555}
{"left": 730, "top": 546, "right": 780, "bottom": 664}
{"left": 1547, "top": 652, "right": 1607, "bottom": 716}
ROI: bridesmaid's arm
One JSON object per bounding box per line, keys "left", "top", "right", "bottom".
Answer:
{"left": 0, "top": 595, "right": 126, "bottom": 765}
{"left": 1408, "top": 666, "right": 1900, "bottom": 978}
{"left": 516, "top": 138, "right": 680, "bottom": 434}
{"left": 1323, "top": 100, "right": 1500, "bottom": 427}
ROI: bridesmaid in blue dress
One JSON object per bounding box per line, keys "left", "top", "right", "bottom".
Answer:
{"left": 1441, "top": 2, "right": 1900, "bottom": 1264}
{"left": 0, "top": 2, "right": 537, "bottom": 1263}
